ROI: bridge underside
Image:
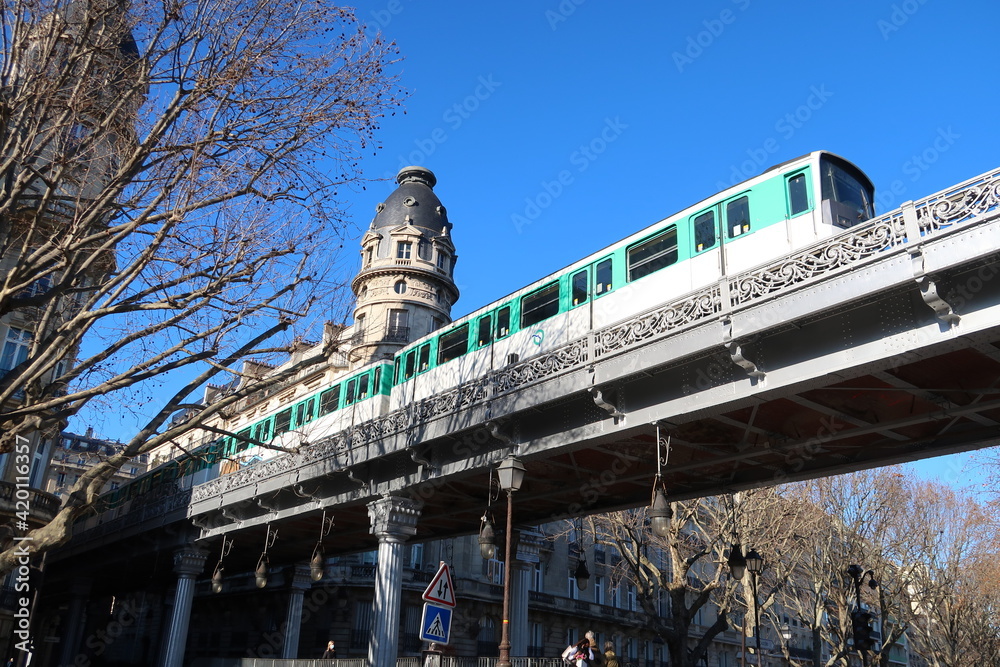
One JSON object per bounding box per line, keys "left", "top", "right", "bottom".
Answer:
{"left": 50, "top": 198, "right": 1000, "bottom": 582}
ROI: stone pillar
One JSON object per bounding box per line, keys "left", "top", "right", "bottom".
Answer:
{"left": 57, "top": 578, "right": 92, "bottom": 667}
{"left": 511, "top": 529, "right": 542, "bottom": 657}
{"left": 160, "top": 548, "right": 207, "bottom": 667}
{"left": 366, "top": 495, "right": 421, "bottom": 667}
{"left": 281, "top": 563, "right": 314, "bottom": 658}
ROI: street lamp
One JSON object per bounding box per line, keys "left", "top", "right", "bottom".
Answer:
{"left": 728, "top": 543, "right": 749, "bottom": 667}
{"left": 648, "top": 487, "right": 672, "bottom": 537}
{"left": 846, "top": 564, "right": 878, "bottom": 667}
{"left": 496, "top": 455, "right": 525, "bottom": 667}
{"left": 781, "top": 623, "right": 792, "bottom": 667}
{"left": 574, "top": 556, "right": 590, "bottom": 591}
{"left": 745, "top": 548, "right": 765, "bottom": 667}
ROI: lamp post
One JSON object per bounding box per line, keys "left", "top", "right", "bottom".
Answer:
{"left": 781, "top": 623, "right": 792, "bottom": 667}
{"left": 496, "top": 455, "right": 525, "bottom": 667}
{"left": 745, "top": 548, "right": 765, "bottom": 667}
{"left": 846, "top": 564, "right": 878, "bottom": 667}
{"left": 727, "top": 544, "right": 748, "bottom": 667}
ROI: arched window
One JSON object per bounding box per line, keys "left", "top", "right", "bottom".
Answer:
{"left": 477, "top": 617, "right": 498, "bottom": 657}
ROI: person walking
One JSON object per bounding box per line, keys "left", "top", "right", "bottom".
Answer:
{"left": 602, "top": 641, "right": 620, "bottom": 667}
{"left": 586, "top": 631, "right": 605, "bottom": 667}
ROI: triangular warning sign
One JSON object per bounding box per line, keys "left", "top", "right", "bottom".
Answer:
{"left": 422, "top": 562, "right": 456, "bottom": 607}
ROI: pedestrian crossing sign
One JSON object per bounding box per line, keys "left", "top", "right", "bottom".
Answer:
{"left": 419, "top": 602, "right": 453, "bottom": 645}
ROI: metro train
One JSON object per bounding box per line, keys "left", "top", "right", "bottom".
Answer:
{"left": 94, "top": 151, "right": 875, "bottom": 512}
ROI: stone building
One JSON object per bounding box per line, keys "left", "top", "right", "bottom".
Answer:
{"left": 44, "top": 429, "right": 149, "bottom": 500}
{"left": 350, "top": 166, "right": 459, "bottom": 367}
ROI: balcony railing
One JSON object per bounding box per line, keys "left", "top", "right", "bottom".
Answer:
{"left": 0, "top": 481, "right": 59, "bottom": 524}
{"left": 383, "top": 326, "right": 410, "bottom": 343}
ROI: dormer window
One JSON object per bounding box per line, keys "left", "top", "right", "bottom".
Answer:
{"left": 397, "top": 242, "right": 412, "bottom": 259}
{"left": 437, "top": 252, "right": 449, "bottom": 271}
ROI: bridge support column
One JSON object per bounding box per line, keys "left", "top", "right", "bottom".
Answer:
{"left": 281, "top": 563, "right": 314, "bottom": 658}
{"left": 366, "top": 495, "right": 421, "bottom": 667}
{"left": 160, "top": 548, "right": 207, "bottom": 667}
{"left": 57, "top": 578, "right": 92, "bottom": 667}
{"left": 510, "top": 530, "right": 543, "bottom": 657}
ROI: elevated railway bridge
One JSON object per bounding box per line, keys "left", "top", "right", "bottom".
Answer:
{"left": 39, "top": 165, "right": 1000, "bottom": 667}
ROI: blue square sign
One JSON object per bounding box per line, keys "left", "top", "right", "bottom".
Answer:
{"left": 419, "top": 602, "right": 453, "bottom": 645}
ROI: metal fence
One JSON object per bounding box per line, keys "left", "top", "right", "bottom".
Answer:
{"left": 193, "top": 658, "right": 567, "bottom": 667}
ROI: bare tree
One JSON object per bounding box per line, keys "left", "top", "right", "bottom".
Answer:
{"left": 898, "top": 481, "right": 1000, "bottom": 667}
{"left": 0, "top": 0, "right": 404, "bottom": 571}
{"left": 581, "top": 489, "right": 811, "bottom": 667}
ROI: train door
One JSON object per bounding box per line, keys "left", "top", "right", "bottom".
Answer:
{"left": 690, "top": 204, "right": 723, "bottom": 283}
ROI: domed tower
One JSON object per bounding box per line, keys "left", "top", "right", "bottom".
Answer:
{"left": 349, "top": 166, "right": 459, "bottom": 366}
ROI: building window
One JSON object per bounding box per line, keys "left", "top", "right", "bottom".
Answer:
{"left": 437, "top": 252, "right": 449, "bottom": 271}
{"left": 409, "top": 543, "right": 423, "bottom": 570}
{"left": 387, "top": 309, "right": 409, "bottom": 341}
{"left": 394, "top": 280, "right": 407, "bottom": 294}
{"left": 567, "top": 571, "right": 578, "bottom": 600}
{"left": 477, "top": 617, "right": 498, "bottom": 658}
{"left": 532, "top": 562, "right": 544, "bottom": 592}
{"left": 1, "top": 326, "right": 32, "bottom": 375}
{"left": 396, "top": 241, "right": 412, "bottom": 259}
{"left": 594, "top": 575, "right": 605, "bottom": 605}
{"left": 486, "top": 557, "right": 504, "bottom": 586}
{"left": 626, "top": 584, "right": 637, "bottom": 611}
{"left": 351, "top": 599, "right": 373, "bottom": 649}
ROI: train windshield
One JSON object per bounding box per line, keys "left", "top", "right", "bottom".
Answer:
{"left": 821, "top": 159, "right": 874, "bottom": 223}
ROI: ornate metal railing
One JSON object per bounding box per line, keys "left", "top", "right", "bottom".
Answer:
{"left": 129, "top": 165, "right": 1000, "bottom": 514}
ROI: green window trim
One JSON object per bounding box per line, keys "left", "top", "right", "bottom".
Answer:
{"left": 521, "top": 282, "right": 560, "bottom": 328}
{"left": 627, "top": 227, "right": 678, "bottom": 282}
{"left": 438, "top": 324, "right": 470, "bottom": 364}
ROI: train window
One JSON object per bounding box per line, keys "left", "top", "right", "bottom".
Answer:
{"left": 394, "top": 357, "right": 402, "bottom": 383}
{"left": 295, "top": 398, "right": 315, "bottom": 426}
{"left": 357, "top": 374, "right": 370, "bottom": 400}
{"left": 254, "top": 419, "right": 272, "bottom": 443}
{"left": 726, "top": 196, "right": 750, "bottom": 238}
{"left": 237, "top": 429, "right": 252, "bottom": 451}
{"left": 788, "top": 173, "right": 809, "bottom": 215}
{"left": 628, "top": 227, "right": 678, "bottom": 281}
{"left": 438, "top": 324, "right": 470, "bottom": 364}
{"left": 477, "top": 315, "right": 493, "bottom": 347}
{"left": 496, "top": 307, "right": 511, "bottom": 338}
{"left": 418, "top": 344, "right": 431, "bottom": 372}
{"left": 694, "top": 210, "right": 716, "bottom": 252}
{"left": 596, "top": 258, "right": 613, "bottom": 295}
{"left": 521, "top": 282, "right": 560, "bottom": 327}
{"left": 374, "top": 366, "right": 382, "bottom": 391}
{"left": 821, "top": 161, "right": 873, "bottom": 222}
{"left": 345, "top": 379, "right": 357, "bottom": 405}
{"left": 274, "top": 409, "right": 292, "bottom": 436}
{"left": 319, "top": 386, "right": 340, "bottom": 415}
{"left": 571, "top": 269, "right": 589, "bottom": 306}
{"left": 404, "top": 350, "right": 416, "bottom": 379}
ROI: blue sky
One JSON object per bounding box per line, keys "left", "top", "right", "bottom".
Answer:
{"left": 81, "top": 1, "right": 1000, "bottom": 491}
{"left": 335, "top": 1, "right": 999, "bottom": 490}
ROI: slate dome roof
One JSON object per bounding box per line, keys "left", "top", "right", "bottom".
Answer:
{"left": 370, "top": 166, "right": 450, "bottom": 235}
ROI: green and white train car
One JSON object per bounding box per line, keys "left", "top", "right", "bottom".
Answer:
{"left": 389, "top": 151, "right": 875, "bottom": 407}
{"left": 92, "top": 151, "right": 875, "bottom": 514}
